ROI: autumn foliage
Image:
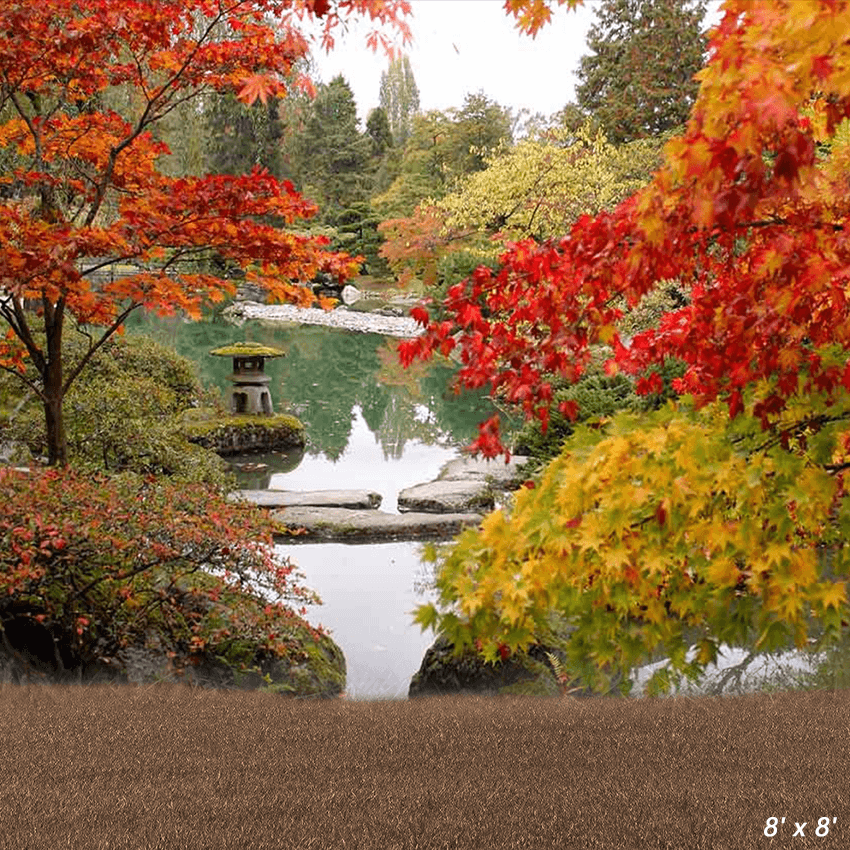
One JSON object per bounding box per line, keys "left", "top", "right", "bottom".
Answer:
{"left": 0, "top": 0, "right": 412, "bottom": 688}
{"left": 405, "top": 0, "right": 850, "bottom": 693}
{"left": 0, "top": 466, "right": 323, "bottom": 680}
{"left": 0, "top": 0, "right": 410, "bottom": 465}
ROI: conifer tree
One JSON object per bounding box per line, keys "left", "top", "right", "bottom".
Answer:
{"left": 576, "top": 0, "right": 707, "bottom": 144}
{"left": 379, "top": 54, "right": 420, "bottom": 145}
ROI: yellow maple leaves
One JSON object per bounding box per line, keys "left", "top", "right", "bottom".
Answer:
{"left": 416, "top": 384, "right": 850, "bottom": 694}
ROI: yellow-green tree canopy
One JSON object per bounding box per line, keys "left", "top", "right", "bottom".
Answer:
{"left": 433, "top": 125, "right": 664, "bottom": 245}
{"left": 403, "top": 0, "right": 850, "bottom": 696}
{"left": 416, "top": 382, "right": 850, "bottom": 696}
{"left": 380, "top": 124, "right": 663, "bottom": 289}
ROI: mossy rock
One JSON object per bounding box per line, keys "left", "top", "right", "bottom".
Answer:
{"left": 409, "top": 614, "right": 625, "bottom": 699}
{"left": 209, "top": 341, "right": 285, "bottom": 358}
{"left": 1, "top": 596, "right": 345, "bottom": 699}
{"left": 408, "top": 634, "right": 565, "bottom": 698}
{"left": 261, "top": 630, "right": 347, "bottom": 699}
{"left": 181, "top": 409, "right": 306, "bottom": 456}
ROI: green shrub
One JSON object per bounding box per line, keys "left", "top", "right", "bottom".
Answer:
{"left": 1, "top": 333, "right": 228, "bottom": 486}
{"left": 511, "top": 358, "right": 685, "bottom": 470}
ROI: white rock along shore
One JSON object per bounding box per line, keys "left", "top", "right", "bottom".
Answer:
{"left": 224, "top": 300, "right": 424, "bottom": 339}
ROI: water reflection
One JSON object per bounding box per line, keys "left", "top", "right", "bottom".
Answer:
{"left": 126, "top": 310, "right": 499, "bottom": 699}
{"left": 280, "top": 541, "right": 439, "bottom": 700}
{"left": 126, "top": 311, "right": 498, "bottom": 465}
{"left": 228, "top": 447, "right": 305, "bottom": 490}
{"left": 269, "top": 406, "right": 460, "bottom": 512}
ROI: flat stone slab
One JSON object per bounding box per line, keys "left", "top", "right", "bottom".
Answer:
{"left": 397, "top": 479, "right": 495, "bottom": 514}
{"left": 232, "top": 489, "right": 382, "bottom": 509}
{"left": 396, "top": 455, "right": 532, "bottom": 514}
{"left": 437, "top": 455, "right": 532, "bottom": 487}
{"left": 270, "top": 507, "right": 483, "bottom": 543}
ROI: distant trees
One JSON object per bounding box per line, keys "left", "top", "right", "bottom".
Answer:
{"left": 448, "top": 92, "right": 514, "bottom": 177}
{"left": 378, "top": 122, "right": 666, "bottom": 306}
{"left": 288, "top": 76, "right": 371, "bottom": 216}
{"left": 366, "top": 106, "right": 394, "bottom": 159}
{"left": 575, "top": 0, "right": 707, "bottom": 143}
{"left": 372, "top": 92, "right": 513, "bottom": 221}
{"left": 379, "top": 54, "right": 420, "bottom": 145}
{"left": 204, "top": 93, "right": 285, "bottom": 179}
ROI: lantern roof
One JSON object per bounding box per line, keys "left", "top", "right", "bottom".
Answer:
{"left": 209, "top": 341, "right": 285, "bottom": 358}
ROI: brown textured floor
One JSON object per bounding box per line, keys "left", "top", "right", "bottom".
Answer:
{"left": 0, "top": 683, "right": 847, "bottom": 849}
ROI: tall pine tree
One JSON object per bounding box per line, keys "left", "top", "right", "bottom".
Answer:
{"left": 575, "top": 0, "right": 707, "bottom": 144}
{"left": 293, "top": 75, "right": 370, "bottom": 218}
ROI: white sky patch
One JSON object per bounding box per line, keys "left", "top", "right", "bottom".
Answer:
{"left": 311, "top": 0, "right": 596, "bottom": 125}
{"left": 309, "top": 0, "right": 724, "bottom": 127}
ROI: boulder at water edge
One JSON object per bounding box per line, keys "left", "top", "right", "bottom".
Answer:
{"left": 0, "top": 606, "right": 345, "bottom": 698}
{"left": 408, "top": 634, "right": 567, "bottom": 698}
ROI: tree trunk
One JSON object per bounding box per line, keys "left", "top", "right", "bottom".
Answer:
{"left": 43, "top": 390, "right": 67, "bottom": 467}
{"left": 42, "top": 298, "right": 67, "bottom": 467}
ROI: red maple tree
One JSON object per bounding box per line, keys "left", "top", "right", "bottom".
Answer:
{"left": 402, "top": 0, "right": 850, "bottom": 459}
{"left": 0, "top": 0, "right": 410, "bottom": 466}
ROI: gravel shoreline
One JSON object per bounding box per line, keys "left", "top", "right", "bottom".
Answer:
{"left": 224, "top": 300, "right": 424, "bottom": 338}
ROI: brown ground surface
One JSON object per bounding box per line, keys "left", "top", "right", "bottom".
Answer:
{"left": 0, "top": 683, "right": 847, "bottom": 849}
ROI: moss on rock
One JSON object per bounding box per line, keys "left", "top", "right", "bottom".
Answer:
{"left": 261, "top": 630, "right": 347, "bottom": 699}
{"left": 181, "top": 409, "right": 305, "bottom": 455}
{"left": 407, "top": 633, "right": 565, "bottom": 698}
{"left": 209, "top": 341, "right": 285, "bottom": 358}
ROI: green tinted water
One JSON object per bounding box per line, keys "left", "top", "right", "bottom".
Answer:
{"left": 126, "top": 310, "right": 497, "bottom": 475}
{"left": 126, "top": 309, "right": 501, "bottom": 698}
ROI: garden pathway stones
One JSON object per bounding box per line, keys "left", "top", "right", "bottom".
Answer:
{"left": 234, "top": 489, "right": 382, "bottom": 509}
{"left": 436, "top": 454, "right": 532, "bottom": 488}
{"left": 234, "top": 455, "right": 531, "bottom": 541}
{"left": 397, "top": 454, "right": 532, "bottom": 514}
{"left": 270, "top": 506, "right": 484, "bottom": 543}
{"left": 397, "top": 479, "right": 494, "bottom": 513}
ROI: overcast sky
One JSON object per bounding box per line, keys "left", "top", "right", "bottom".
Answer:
{"left": 309, "top": 0, "right": 723, "bottom": 128}
{"left": 311, "top": 0, "right": 599, "bottom": 125}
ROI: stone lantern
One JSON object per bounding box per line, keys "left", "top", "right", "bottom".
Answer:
{"left": 210, "top": 341, "right": 285, "bottom": 415}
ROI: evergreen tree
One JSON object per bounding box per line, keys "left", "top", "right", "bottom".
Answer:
{"left": 294, "top": 75, "right": 370, "bottom": 217}
{"left": 372, "top": 94, "right": 513, "bottom": 223}
{"left": 575, "top": 0, "right": 707, "bottom": 144}
{"left": 448, "top": 91, "right": 513, "bottom": 178}
{"left": 366, "top": 106, "right": 393, "bottom": 158}
{"left": 203, "top": 92, "right": 284, "bottom": 177}
{"left": 365, "top": 106, "right": 398, "bottom": 203}
{"left": 371, "top": 109, "right": 454, "bottom": 221}
{"left": 379, "top": 54, "right": 420, "bottom": 145}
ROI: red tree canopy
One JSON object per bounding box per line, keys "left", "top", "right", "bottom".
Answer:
{"left": 0, "top": 0, "right": 410, "bottom": 464}
{"left": 403, "top": 0, "right": 850, "bottom": 457}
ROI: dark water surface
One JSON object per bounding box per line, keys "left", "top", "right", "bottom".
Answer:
{"left": 127, "top": 310, "right": 499, "bottom": 698}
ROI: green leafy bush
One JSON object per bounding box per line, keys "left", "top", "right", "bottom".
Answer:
{"left": 1, "top": 333, "right": 228, "bottom": 485}
{"left": 511, "top": 358, "right": 686, "bottom": 470}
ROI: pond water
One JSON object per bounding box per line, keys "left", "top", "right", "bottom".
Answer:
{"left": 127, "top": 309, "right": 501, "bottom": 699}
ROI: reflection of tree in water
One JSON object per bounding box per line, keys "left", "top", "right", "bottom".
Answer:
{"left": 274, "top": 327, "right": 383, "bottom": 460}
{"left": 124, "top": 311, "right": 497, "bottom": 460}
{"left": 371, "top": 393, "right": 445, "bottom": 460}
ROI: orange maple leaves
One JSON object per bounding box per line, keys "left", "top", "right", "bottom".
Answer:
{"left": 0, "top": 0, "right": 411, "bottom": 463}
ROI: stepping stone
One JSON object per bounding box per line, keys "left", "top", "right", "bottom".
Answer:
{"left": 437, "top": 455, "right": 532, "bottom": 487}
{"left": 232, "top": 489, "right": 382, "bottom": 509}
{"left": 270, "top": 507, "right": 483, "bottom": 543}
{"left": 396, "top": 456, "right": 532, "bottom": 514}
{"left": 397, "top": 479, "right": 495, "bottom": 514}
